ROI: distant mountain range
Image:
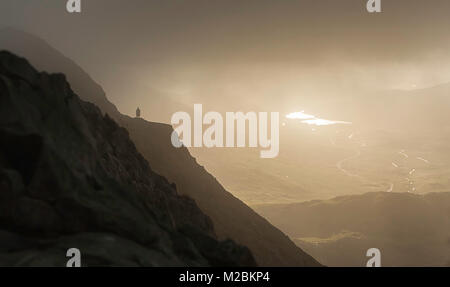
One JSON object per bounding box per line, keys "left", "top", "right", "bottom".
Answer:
{"left": 0, "top": 28, "right": 320, "bottom": 266}
{"left": 255, "top": 192, "right": 450, "bottom": 266}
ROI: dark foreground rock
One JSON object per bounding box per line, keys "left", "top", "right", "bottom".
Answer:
{"left": 0, "top": 28, "right": 320, "bottom": 266}
{"left": 0, "top": 51, "right": 256, "bottom": 267}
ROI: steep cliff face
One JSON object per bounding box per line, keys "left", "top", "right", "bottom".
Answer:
{"left": 120, "top": 117, "right": 320, "bottom": 266}
{"left": 0, "top": 28, "right": 321, "bottom": 266}
{"left": 0, "top": 51, "right": 255, "bottom": 267}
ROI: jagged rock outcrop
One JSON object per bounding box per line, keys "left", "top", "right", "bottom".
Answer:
{"left": 0, "top": 51, "right": 256, "bottom": 267}
{"left": 0, "top": 28, "right": 321, "bottom": 266}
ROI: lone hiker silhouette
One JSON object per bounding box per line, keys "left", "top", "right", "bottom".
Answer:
{"left": 136, "top": 107, "right": 141, "bottom": 118}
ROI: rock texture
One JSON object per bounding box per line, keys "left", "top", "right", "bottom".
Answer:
{"left": 0, "top": 28, "right": 321, "bottom": 266}
{"left": 0, "top": 51, "right": 256, "bottom": 267}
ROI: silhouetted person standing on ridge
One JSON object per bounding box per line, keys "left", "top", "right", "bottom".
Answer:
{"left": 136, "top": 107, "right": 141, "bottom": 118}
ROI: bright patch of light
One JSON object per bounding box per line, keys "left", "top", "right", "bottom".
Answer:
{"left": 302, "top": 119, "right": 352, "bottom": 126}
{"left": 286, "top": 111, "right": 352, "bottom": 126}
{"left": 286, "top": 111, "right": 315, "bottom": 120}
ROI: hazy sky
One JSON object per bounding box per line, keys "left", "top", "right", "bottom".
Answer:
{"left": 1, "top": 0, "right": 449, "bottom": 120}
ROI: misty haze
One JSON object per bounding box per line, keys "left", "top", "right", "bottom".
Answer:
{"left": 0, "top": 0, "right": 449, "bottom": 268}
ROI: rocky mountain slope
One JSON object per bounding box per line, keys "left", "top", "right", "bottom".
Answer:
{"left": 0, "top": 51, "right": 255, "bottom": 266}
{"left": 0, "top": 28, "right": 320, "bottom": 266}
{"left": 255, "top": 192, "right": 450, "bottom": 266}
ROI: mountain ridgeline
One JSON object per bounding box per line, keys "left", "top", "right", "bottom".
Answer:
{"left": 0, "top": 51, "right": 256, "bottom": 266}
{"left": 0, "top": 28, "right": 320, "bottom": 266}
